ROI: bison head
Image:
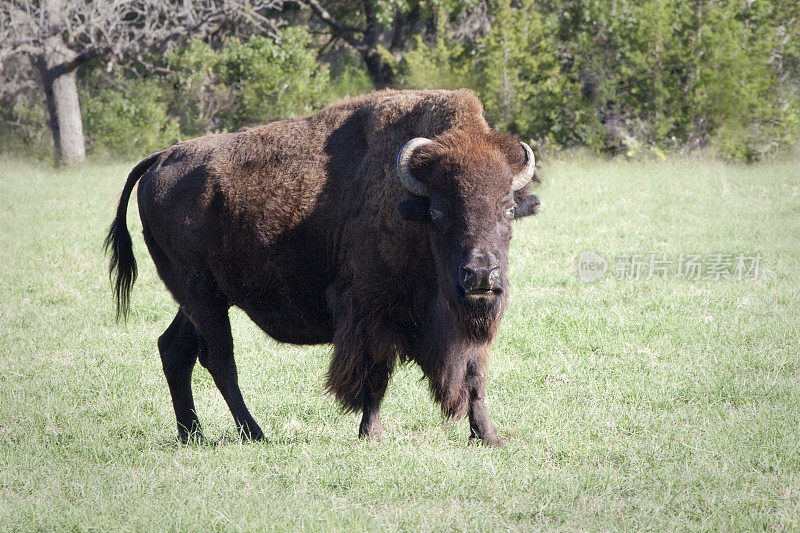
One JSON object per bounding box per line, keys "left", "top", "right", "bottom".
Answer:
{"left": 396, "top": 131, "right": 539, "bottom": 338}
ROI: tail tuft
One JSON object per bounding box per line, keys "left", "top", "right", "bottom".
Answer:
{"left": 104, "top": 151, "right": 161, "bottom": 321}
{"left": 104, "top": 215, "right": 137, "bottom": 321}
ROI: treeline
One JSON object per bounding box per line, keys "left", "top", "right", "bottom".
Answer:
{"left": 3, "top": 0, "right": 799, "bottom": 162}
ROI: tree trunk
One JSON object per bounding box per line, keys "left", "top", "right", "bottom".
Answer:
{"left": 37, "top": 38, "right": 86, "bottom": 165}
{"left": 361, "top": 0, "right": 393, "bottom": 88}
{"left": 362, "top": 50, "right": 393, "bottom": 88}
{"left": 359, "top": 2, "right": 421, "bottom": 89}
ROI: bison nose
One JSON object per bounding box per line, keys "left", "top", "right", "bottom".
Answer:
{"left": 459, "top": 258, "right": 502, "bottom": 293}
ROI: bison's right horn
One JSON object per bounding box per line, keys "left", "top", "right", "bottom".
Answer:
{"left": 397, "top": 137, "right": 433, "bottom": 197}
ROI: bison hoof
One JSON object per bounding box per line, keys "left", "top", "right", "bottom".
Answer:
{"left": 469, "top": 434, "right": 505, "bottom": 447}
{"left": 235, "top": 420, "right": 266, "bottom": 442}
{"left": 240, "top": 429, "right": 267, "bottom": 442}
{"left": 358, "top": 424, "right": 383, "bottom": 442}
{"left": 177, "top": 431, "right": 207, "bottom": 446}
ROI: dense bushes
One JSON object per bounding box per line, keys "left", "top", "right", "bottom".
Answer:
{"left": 2, "top": 2, "right": 798, "bottom": 161}
{"left": 398, "top": 0, "right": 800, "bottom": 160}
{"left": 77, "top": 27, "right": 332, "bottom": 157}
{"left": 165, "top": 28, "right": 332, "bottom": 135}
{"left": 82, "top": 79, "right": 180, "bottom": 158}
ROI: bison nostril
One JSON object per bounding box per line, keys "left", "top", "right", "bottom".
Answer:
{"left": 461, "top": 266, "right": 477, "bottom": 288}
{"left": 488, "top": 265, "right": 501, "bottom": 284}
{"left": 460, "top": 265, "right": 501, "bottom": 292}
{"left": 460, "top": 252, "right": 503, "bottom": 293}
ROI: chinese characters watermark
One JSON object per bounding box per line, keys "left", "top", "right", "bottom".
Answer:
{"left": 576, "top": 251, "right": 762, "bottom": 282}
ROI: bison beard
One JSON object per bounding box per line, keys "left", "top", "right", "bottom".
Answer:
{"left": 457, "top": 293, "right": 505, "bottom": 341}
{"left": 325, "top": 285, "right": 504, "bottom": 420}
{"left": 105, "top": 89, "right": 539, "bottom": 446}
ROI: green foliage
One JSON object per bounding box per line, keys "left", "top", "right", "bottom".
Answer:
{"left": 81, "top": 77, "right": 180, "bottom": 159}
{"left": 396, "top": 23, "right": 473, "bottom": 90}
{"left": 220, "top": 28, "right": 331, "bottom": 128}
{"left": 166, "top": 27, "right": 331, "bottom": 134}
{"left": 162, "top": 39, "right": 225, "bottom": 137}
{"left": 392, "top": 0, "right": 800, "bottom": 158}
{"left": 538, "top": 0, "right": 800, "bottom": 159}
{"left": 472, "top": 0, "right": 567, "bottom": 144}
{"left": 326, "top": 62, "right": 374, "bottom": 99}
{"left": 0, "top": 97, "right": 51, "bottom": 160}
{"left": 2, "top": 1, "right": 798, "bottom": 161}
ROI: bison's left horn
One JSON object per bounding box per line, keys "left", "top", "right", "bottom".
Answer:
{"left": 511, "top": 142, "right": 536, "bottom": 191}
{"left": 397, "top": 137, "right": 433, "bottom": 197}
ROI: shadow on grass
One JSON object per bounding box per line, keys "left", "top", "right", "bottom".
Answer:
{"left": 154, "top": 432, "right": 321, "bottom": 449}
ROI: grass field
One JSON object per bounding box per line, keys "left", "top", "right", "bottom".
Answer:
{"left": 1, "top": 155, "right": 799, "bottom": 531}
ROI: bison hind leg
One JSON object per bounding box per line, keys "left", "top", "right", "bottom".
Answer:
{"left": 187, "top": 302, "right": 265, "bottom": 442}
{"left": 159, "top": 309, "right": 203, "bottom": 443}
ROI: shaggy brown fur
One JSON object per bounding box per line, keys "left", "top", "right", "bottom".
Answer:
{"left": 106, "top": 89, "right": 540, "bottom": 445}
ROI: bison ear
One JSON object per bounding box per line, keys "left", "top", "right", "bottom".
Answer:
{"left": 513, "top": 193, "right": 540, "bottom": 219}
{"left": 398, "top": 194, "right": 430, "bottom": 222}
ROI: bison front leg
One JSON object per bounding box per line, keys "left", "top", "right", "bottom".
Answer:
{"left": 358, "top": 359, "right": 391, "bottom": 441}
{"left": 465, "top": 359, "right": 505, "bottom": 447}
{"left": 326, "top": 285, "right": 395, "bottom": 442}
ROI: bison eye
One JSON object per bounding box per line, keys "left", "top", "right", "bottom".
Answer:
{"left": 429, "top": 208, "right": 443, "bottom": 221}
{"left": 504, "top": 206, "right": 515, "bottom": 219}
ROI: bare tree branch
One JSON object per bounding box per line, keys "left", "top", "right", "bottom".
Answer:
{"left": 295, "top": 0, "right": 370, "bottom": 55}
{"left": 298, "top": 0, "right": 362, "bottom": 37}
{"left": 295, "top": 0, "right": 426, "bottom": 87}
{"left": 0, "top": 0, "right": 283, "bottom": 74}
{"left": 0, "top": 0, "right": 283, "bottom": 164}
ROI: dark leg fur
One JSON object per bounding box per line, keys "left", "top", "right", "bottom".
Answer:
{"left": 465, "top": 359, "right": 504, "bottom": 447}
{"left": 358, "top": 359, "right": 391, "bottom": 441}
{"left": 158, "top": 309, "right": 202, "bottom": 442}
{"left": 141, "top": 221, "right": 264, "bottom": 442}
{"left": 188, "top": 303, "right": 265, "bottom": 441}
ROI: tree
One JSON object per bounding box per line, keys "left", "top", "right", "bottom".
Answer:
{"left": 474, "top": 0, "right": 564, "bottom": 145}
{"left": 298, "top": 0, "right": 493, "bottom": 88}
{"left": 297, "top": 0, "right": 426, "bottom": 87}
{"left": 165, "top": 28, "right": 332, "bottom": 134}
{"left": 0, "top": 0, "right": 278, "bottom": 164}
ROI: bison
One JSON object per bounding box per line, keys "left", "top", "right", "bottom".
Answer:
{"left": 106, "top": 89, "right": 540, "bottom": 446}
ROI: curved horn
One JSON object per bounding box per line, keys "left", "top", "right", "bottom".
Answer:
{"left": 396, "top": 137, "right": 433, "bottom": 197}
{"left": 511, "top": 142, "right": 536, "bottom": 191}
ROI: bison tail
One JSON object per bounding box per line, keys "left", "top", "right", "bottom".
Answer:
{"left": 104, "top": 151, "right": 162, "bottom": 321}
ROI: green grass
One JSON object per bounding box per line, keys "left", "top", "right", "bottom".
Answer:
{"left": 1, "top": 155, "right": 799, "bottom": 531}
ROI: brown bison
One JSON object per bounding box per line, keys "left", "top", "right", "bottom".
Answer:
{"left": 106, "top": 89, "right": 539, "bottom": 446}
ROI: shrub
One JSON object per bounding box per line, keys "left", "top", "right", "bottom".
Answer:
{"left": 81, "top": 78, "right": 180, "bottom": 159}
{"left": 166, "top": 27, "right": 332, "bottom": 134}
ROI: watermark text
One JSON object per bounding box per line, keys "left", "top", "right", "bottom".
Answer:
{"left": 576, "top": 251, "right": 762, "bottom": 282}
